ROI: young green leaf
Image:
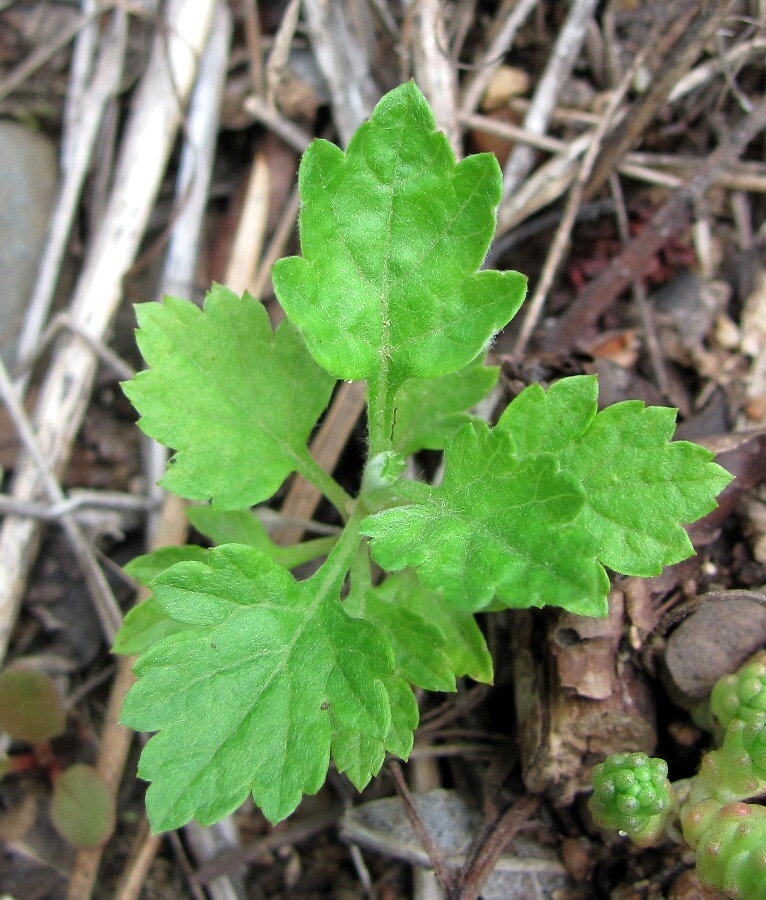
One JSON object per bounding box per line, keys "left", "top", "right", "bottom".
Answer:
{"left": 362, "top": 422, "right": 610, "bottom": 616}
{"left": 392, "top": 356, "right": 500, "bottom": 456}
{"left": 384, "top": 573, "right": 494, "bottom": 684}
{"left": 125, "top": 545, "right": 210, "bottom": 586}
{"left": 497, "top": 375, "right": 733, "bottom": 576}
{"left": 123, "top": 287, "right": 336, "bottom": 509}
{"left": 271, "top": 81, "right": 526, "bottom": 441}
{"left": 185, "top": 506, "right": 274, "bottom": 550}
{"left": 344, "top": 578, "right": 456, "bottom": 693}
{"left": 345, "top": 572, "right": 493, "bottom": 687}
{"left": 113, "top": 597, "right": 193, "bottom": 657}
{"left": 121, "top": 544, "right": 415, "bottom": 830}
{"left": 113, "top": 546, "right": 211, "bottom": 656}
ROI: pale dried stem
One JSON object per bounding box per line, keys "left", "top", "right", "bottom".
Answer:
{"left": 458, "top": 0, "right": 538, "bottom": 116}
{"left": 244, "top": 93, "right": 313, "bottom": 152}
{"left": 112, "top": 818, "right": 163, "bottom": 900}
{"left": 301, "top": 0, "right": 379, "bottom": 146}
{"left": 512, "top": 40, "right": 647, "bottom": 354}
{"left": 502, "top": 0, "right": 600, "bottom": 199}
{"left": 407, "top": 0, "right": 460, "bottom": 156}
{"left": 0, "top": 0, "right": 217, "bottom": 651}
{"left": 15, "top": 11, "right": 128, "bottom": 383}
{"left": 66, "top": 493, "right": 190, "bottom": 900}
{"left": 0, "top": 355, "right": 123, "bottom": 639}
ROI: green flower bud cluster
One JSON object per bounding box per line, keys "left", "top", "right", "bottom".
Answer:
{"left": 589, "top": 751, "right": 671, "bottom": 846}
{"left": 591, "top": 654, "right": 766, "bottom": 899}
{"left": 711, "top": 651, "right": 766, "bottom": 730}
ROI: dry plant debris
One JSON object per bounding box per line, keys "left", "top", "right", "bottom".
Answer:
{"left": 0, "top": 1, "right": 765, "bottom": 898}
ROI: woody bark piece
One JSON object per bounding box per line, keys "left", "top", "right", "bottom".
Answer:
{"left": 0, "top": 0, "right": 217, "bottom": 661}
{"left": 512, "top": 597, "right": 656, "bottom": 805}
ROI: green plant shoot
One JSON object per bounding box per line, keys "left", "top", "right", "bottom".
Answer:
{"left": 114, "top": 82, "right": 732, "bottom": 833}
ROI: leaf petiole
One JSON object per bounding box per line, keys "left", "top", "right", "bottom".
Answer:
{"left": 293, "top": 448, "right": 355, "bottom": 520}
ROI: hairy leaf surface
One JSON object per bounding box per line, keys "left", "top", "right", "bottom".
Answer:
{"left": 362, "top": 423, "right": 609, "bottom": 615}
{"left": 272, "top": 82, "right": 526, "bottom": 390}
{"left": 121, "top": 545, "right": 414, "bottom": 831}
{"left": 123, "top": 287, "right": 335, "bottom": 509}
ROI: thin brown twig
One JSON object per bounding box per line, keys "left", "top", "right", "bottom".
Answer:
{"left": 243, "top": 0, "right": 264, "bottom": 96}
{"left": 388, "top": 760, "right": 458, "bottom": 896}
{"left": 512, "top": 37, "right": 647, "bottom": 355}
{"left": 457, "top": 796, "right": 539, "bottom": 900}
{"left": 607, "top": 172, "right": 671, "bottom": 399}
{"left": 552, "top": 91, "right": 766, "bottom": 348}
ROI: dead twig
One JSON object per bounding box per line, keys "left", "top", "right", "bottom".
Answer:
{"left": 389, "top": 761, "right": 459, "bottom": 897}
{"left": 512, "top": 42, "right": 644, "bottom": 354}
{"left": 0, "top": 356, "right": 123, "bottom": 641}
{"left": 550, "top": 92, "right": 766, "bottom": 349}
{"left": 501, "top": 0, "right": 600, "bottom": 199}
{"left": 584, "top": 0, "right": 738, "bottom": 199}
{"left": 0, "top": 0, "right": 217, "bottom": 661}
{"left": 458, "top": 0, "right": 538, "bottom": 116}
{"left": 456, "top": 796, "right": 539, "bottom": 900}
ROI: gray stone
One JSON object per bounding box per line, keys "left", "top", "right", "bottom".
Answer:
{"left": 0, "top": 121, "right": 58, "bottom": 364}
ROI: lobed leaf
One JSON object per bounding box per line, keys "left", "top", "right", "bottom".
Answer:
{"left": 362, "top": 422, "right": 609, "bottom": 615}
{"left": 272, "top": 81, "right": 526, "bottom": 391}
{"left": 364, "top": 376, "right": 731, "bottom": 616}
{"left": 497, "top": 375, "right": 733, "bottom": 576}
{"left": 123, "top": 287, "right": 335, "bottom": 509}
{"left": 121, "top": 545, "right": 416, "bottom": 830}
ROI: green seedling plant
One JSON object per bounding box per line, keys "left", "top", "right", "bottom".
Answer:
{"left": 113, "top": 82, "right": 731, "bottom": 834}
{"left": 590, "top": 652, "right": 766, "bottom": 898}
{"left": 0, "top": 665, "right": 115, "bottom": 849}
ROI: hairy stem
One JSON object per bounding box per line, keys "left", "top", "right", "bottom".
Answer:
{"left": 366, "top": 371, "right": 396, "bottom": 459}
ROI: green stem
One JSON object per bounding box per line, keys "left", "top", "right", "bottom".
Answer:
{"left": 293, "top": 450, "right": 354, "bottom": 520}
{"left": 366, "top": 371, "right": 397, "bottom": 458}
{"left": 311, "top": 503, "right": 366, "bottom": 600}
{"left": 274, "top": 536, "right": 338, "bottom": 570}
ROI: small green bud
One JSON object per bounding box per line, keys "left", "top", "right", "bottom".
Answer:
{"left": 711, "top": 651, "right": 766, "bottom": 731}
{"left": 589, "top": 752, "right": 671, "bottom": 846}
